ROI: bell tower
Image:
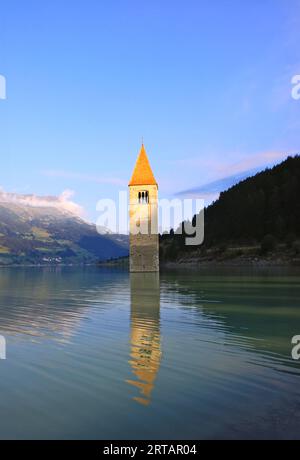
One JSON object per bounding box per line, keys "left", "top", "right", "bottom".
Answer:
{"left": 128, "top": 144, "right": 159, "bottom": 272}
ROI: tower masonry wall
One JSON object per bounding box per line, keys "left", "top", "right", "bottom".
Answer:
{"left": 129, "top": 185, "right": 159, "bottom": 272}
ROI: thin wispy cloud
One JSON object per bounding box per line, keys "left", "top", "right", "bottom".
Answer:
{"left": 41, "top": 170, "right": 127, "bottom": 187}
{"left": 213, "top": 151, "right": 289, "bottom": 177}
{"left": 175, "top": 150, "right": 289, "bottom": 178}
{"left": 176, "top": 151, "right": 293, "bottom": 199}
{"left": 177, "top": 168, "right": 259, "bottom": 199}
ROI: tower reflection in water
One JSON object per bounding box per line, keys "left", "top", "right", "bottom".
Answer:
{"left": 127, "top": 273, "right": 161, "bottom": 406}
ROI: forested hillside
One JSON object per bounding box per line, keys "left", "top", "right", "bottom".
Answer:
{"left": 160, "top": 155, "right": 300, "bottom": 264}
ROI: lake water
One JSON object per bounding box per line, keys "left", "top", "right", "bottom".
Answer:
{"left": 0, "top": 266, "right": 299, "bottom": 439}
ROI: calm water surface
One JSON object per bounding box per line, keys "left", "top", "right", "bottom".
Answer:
{"left": 0, "top": 267, "right": 299, "bottom": 439}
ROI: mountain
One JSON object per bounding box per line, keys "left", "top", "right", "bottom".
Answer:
{"left": 160, "top": 155, "right": 300, "bottom": 264}
{"left": 0, "top": 203, "right": 128, "bottom": 265}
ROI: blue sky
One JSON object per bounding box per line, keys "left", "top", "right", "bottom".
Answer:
{"left": 0, "top": 0, "right": 300, "bottom": 221}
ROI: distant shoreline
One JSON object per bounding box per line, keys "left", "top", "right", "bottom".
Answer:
{"left": 98, "top": 254, "right": 300, "bottom": 269}
{"left": 0, "top": 263, "right": 97, "bottom": 268}
{"left": 0, "top": 255, "right": 299, "bottom": 269}
{"left": 161, "top": 258, "right": 300, "bottom": 268}
{"left": 161, "top": 253, "right": 300, "bottom": 268}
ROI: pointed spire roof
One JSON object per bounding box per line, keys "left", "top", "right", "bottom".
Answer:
{"left": 129, "top": 144, "right": 157, "bottom": 187}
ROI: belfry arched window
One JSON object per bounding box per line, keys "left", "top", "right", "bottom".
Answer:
{"left": 138, "top": 191, "right": 149, "bottom": 204}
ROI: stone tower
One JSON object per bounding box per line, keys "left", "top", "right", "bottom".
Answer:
{"left": 128, "top": 144, "right": 159, "bottom": 272}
